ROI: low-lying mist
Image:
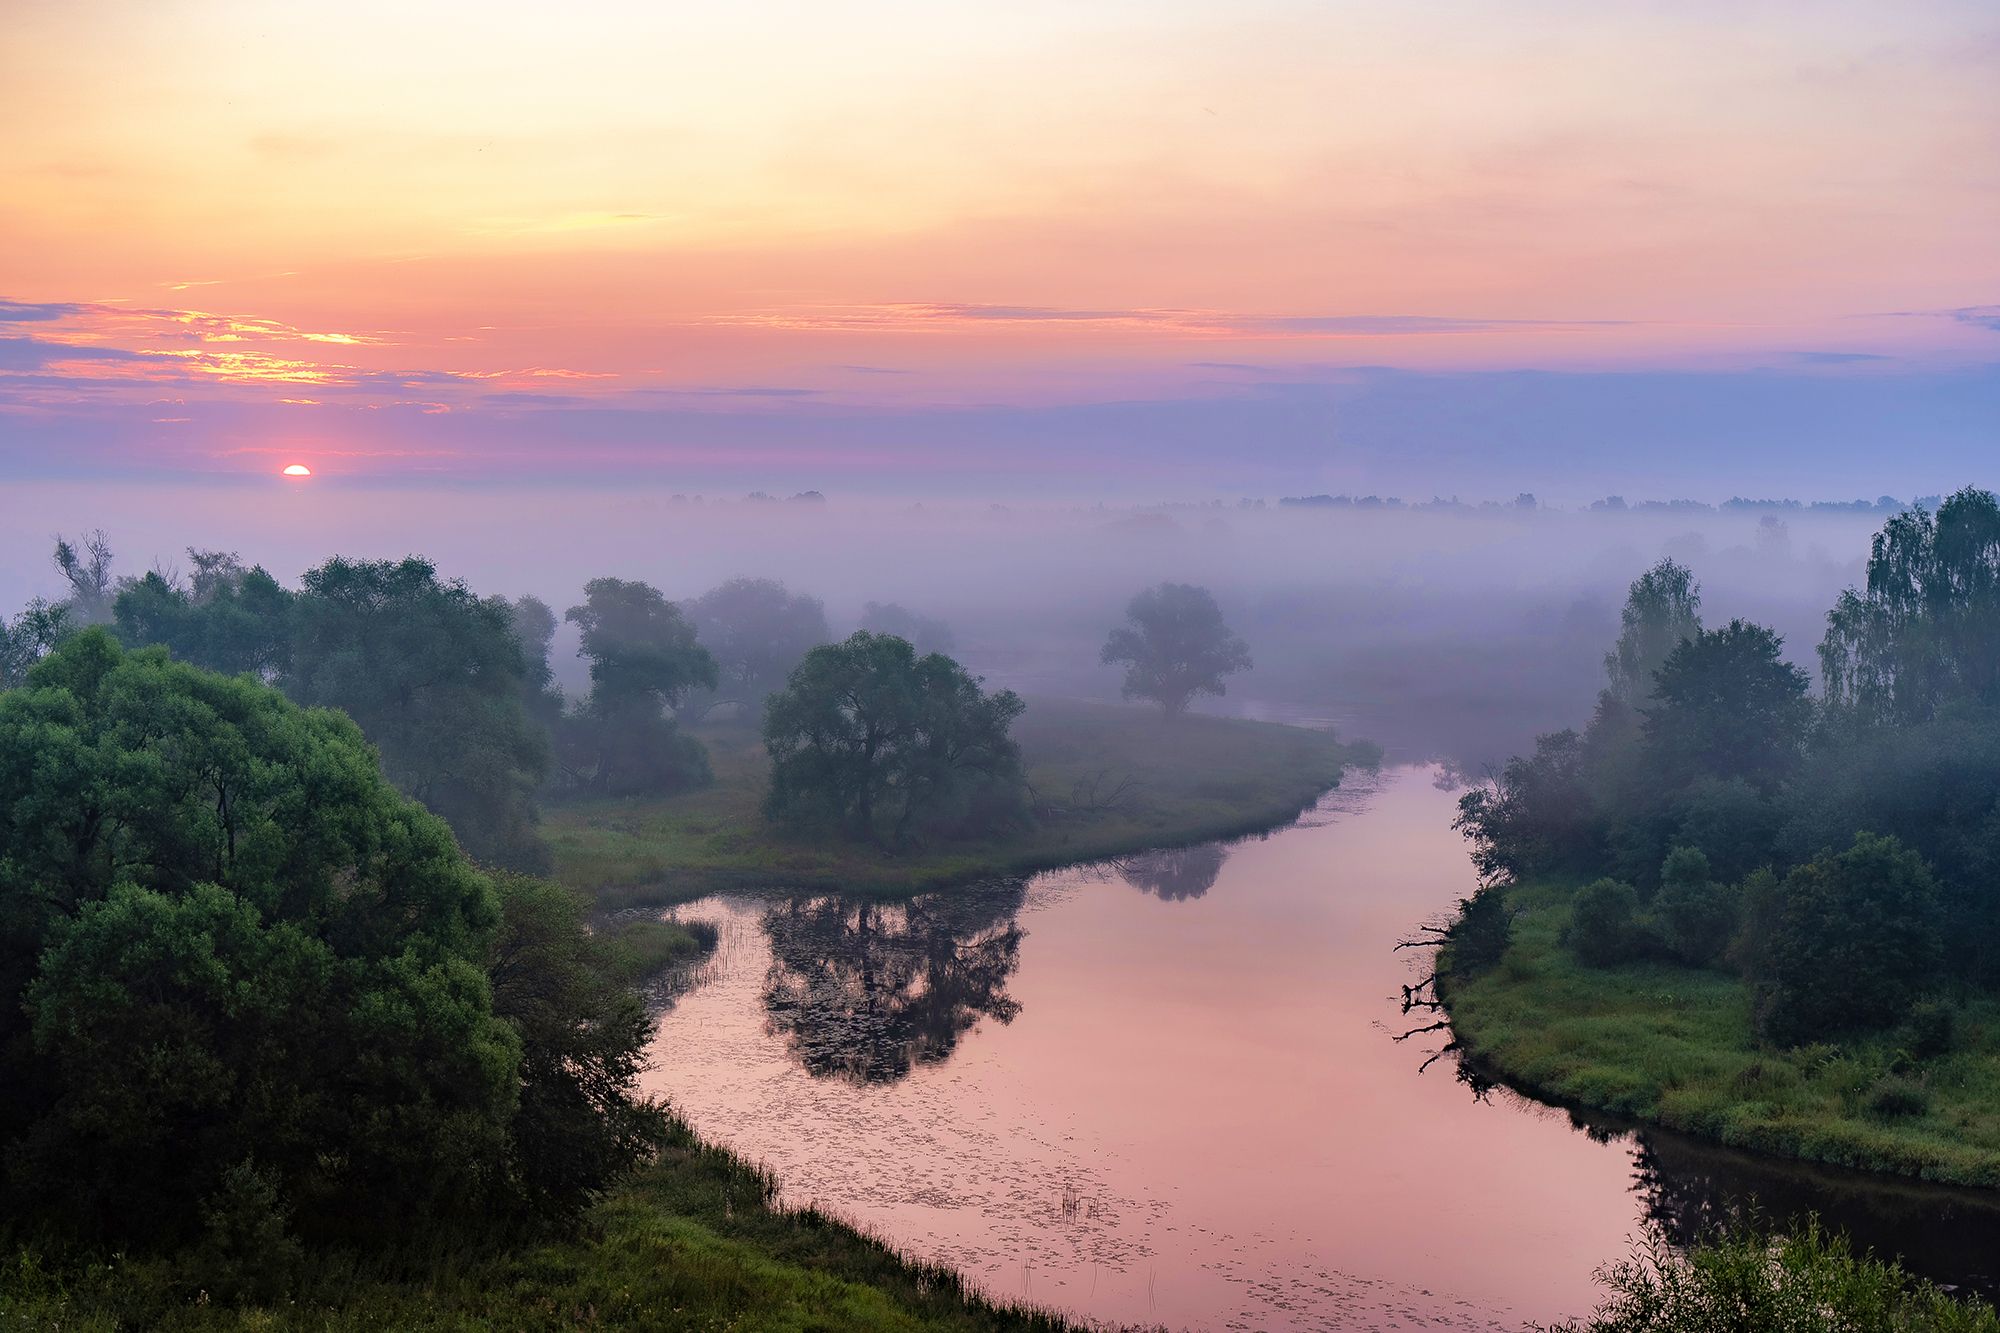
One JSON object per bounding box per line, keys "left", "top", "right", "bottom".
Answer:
{"left": 1, "top": 478, "right": 1887, "bottom": 770}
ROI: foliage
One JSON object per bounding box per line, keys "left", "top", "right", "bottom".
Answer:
{"left": 0, "top": 597, "right": 71, "bottom": 687}
{"left": 1822, "top": 485, "right": 2000, "bottom": 725}
{"left": 1754, "top": 833, "right": 1944, "bottom": 1045}
{"left": 1537, "top": 1220, "right": 2000, "bottom": 1333}
{"left": 687, "top": 577, "right": 830, "bottom": 708}
{"left": 1643, "top": 620, "right": 1811, "bottom": 791}
{"left": 484, "top": 875, "right": 672, "bottom": 1224}
{"left": 1567, "top": 878, "right": 1648, "bottom": 967}
{"left": 287, "top": 557, "right": 553, "bottom": 871}
{"left": 1668, "top": 777, "right": 1777, "bottom": 885}
{"left": 1654, "top": 848, "right": 1738, "bottom": 967}
{"left": 562, "top": 578, "right": 717, "bottom": 797}
{"left": 502, "top": 593, "right": 567, "bottom": 734}
{"left": 0, "top": 633, "right": 668, "bottom": 1278}
{"left": 1455, "top": 729, "right": 1598, "bottom": 885}
{"left": 1602, "top": 557, "right": 1701, "bottom": 708}
{"left": 1099, "top": 581, "right": 1252, "bottom": 716}
{"left": 763, "top": 632, "right": 1028, "bottom": 847}
{"left": 1447, "top": 886, "right": 1515, "bottom": 973}
{"left": 112, "top": 559, "right": 294, "bottom": 679}
{"left": 0, "top": 632, "right": 519, "bottom": 1248}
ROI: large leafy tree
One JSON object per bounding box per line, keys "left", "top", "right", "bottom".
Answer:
{"left": 287, "top": 557, "right": 552, "bottom": 871}
{"left": 563, "top": 577, "right": 717, "bottom": 796}
{"left": 0, "top": 633, "right": 665, "bottom": 1257}
{"left": 0, "top": 632, "right": 517, "bottom": 1245}
{"left": 687, "top": 577, "right": 831, "bottom": 708}
{"left": 1100, "top": 582, "right": 1252, "bottom": 717}
{"left": 1821, "top": 487, "right": 2000, "bottom": 724}
{"left": 0, "top": 598, "right": 71, "bottom": 688}
{"left": 1643, "top": 619, "right": 1811, "bottom": 791}
{"left": 763, "top": 631, "right": 1028, "bottom": 846}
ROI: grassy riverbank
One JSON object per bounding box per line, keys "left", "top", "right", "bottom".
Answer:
{"left": 1446, "top": 879, "right": 2000, "bottom": 1186}
{"left": 548, "top": 697, "right": 1374, "bottom": 907}
{"left": 0, "top": 1115, "right": 1073, "bottom": 1333}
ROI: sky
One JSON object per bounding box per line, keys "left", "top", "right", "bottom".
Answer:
{"left": 2, "top": 0, "right": 1996, "bottom": 500}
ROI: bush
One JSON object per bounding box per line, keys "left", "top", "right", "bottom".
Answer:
{"left": 1448, "top": 887, "right": 1514, "bottom": 973}
{"left": 1900, "top": 998, "right": 1959, "bottom": 1060}
{"left": 1653, "top": 848, "right": 1738, "bottom": 967}
{"left": 1567, "top": 879, "right": 1647, "bottom": 967}
{"left": 1754, "top": 832, "right": 1945, "bottom": 1045}
{"left": 1865, "top": 1074, "right": 1932, "bottom": 1119}
{"left": 1671, "top": 777, "right": 1778, "bottom": 883}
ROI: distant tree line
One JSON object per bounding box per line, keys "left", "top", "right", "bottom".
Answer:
{"left": 1456, "top": 487, "right": 2000, "bottom": 1048}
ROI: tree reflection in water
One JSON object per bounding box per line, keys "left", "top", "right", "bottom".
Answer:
{"left": 761, "top": 881, "right": 1028, "bottom": 1082}
{"left": 1118, "top": 843, "right": 1228, "bottom": 901}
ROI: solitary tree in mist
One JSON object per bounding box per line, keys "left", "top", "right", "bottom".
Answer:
{"left": 1603, "top": 558, "right": 1702, "bottom": 707}
{"left": 1100, "top": 582, "right": 1252, "bottom": 717}
{"left": 564, "top": 578, "right": 717, "bottom": 796}
{"left": 686, "top": 577, "right": 830, "bottom": 709}
{"left": 763, "top": 632, "right": 1027, "bottom": 847}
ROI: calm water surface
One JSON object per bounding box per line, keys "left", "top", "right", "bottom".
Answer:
{"left": 640, "top": 765, "right": 2000, "bottom": 1331}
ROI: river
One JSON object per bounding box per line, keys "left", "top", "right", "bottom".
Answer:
{"left": 637, "top": 763, "right": 2000, "bottom": 1330}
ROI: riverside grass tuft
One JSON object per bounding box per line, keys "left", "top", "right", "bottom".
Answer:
{"left": 547, "top": 696, "right": 1377, "bottom": 908}
{"left": 1445, "top": 879, "right": 2000, "bottom": 1187}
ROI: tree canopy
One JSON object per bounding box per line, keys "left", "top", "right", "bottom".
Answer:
{"left": 0, "top": 633, "right": 664, "bottom": 1258}
{"left": 1643, "top": 619, "right": 1811, "bottom": 791}
{"left": 763, "top": 631, "right": 1028, "bottom": 847}
{"left": 562, "top": 577, "right": 716, "bottom": 796}
{"left": 1603, "top": 557, "right": 1701, "bottom": 707}
{"left": 1100, "top": 582, "right": 1252, "bottom": 716}
{"left": 286, "top": 557, "right": 553, "bottom": 872}
{"left": 687, "top": 577, "right": 830, "bottom": 707}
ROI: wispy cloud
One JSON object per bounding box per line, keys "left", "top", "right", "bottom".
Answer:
{"left": 715, "top": 303, "right": 1634, "bottom": 338}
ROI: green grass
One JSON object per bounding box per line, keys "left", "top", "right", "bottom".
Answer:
{"left": 1446, "top": 879, "right": 2000, "bottom": 1186}
{"left": 548, "top": 697, "right": 1376, "bottom": 908}
{"left": 0, "top": 1116, "right": 1081, "bottom": 1332}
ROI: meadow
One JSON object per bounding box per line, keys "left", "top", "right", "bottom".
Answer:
{"left": 1446, "top": 879, "right": 2000, "bottom": 1186}
{"left": 547, "top": 697, "right": 1376, "bottom": 907}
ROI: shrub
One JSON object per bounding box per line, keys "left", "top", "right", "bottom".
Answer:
{"left": 1449, "top": 887, "right": 1515, "bottom": 973}
{"left": 1900, "top": 998, "right": 1959, "bottom": 1061}
{"left": 1567, "top": 879, "right": 1646, "bottom": 967}
{"left": 1865, "top": 1074, "right": 1931, "bottom": 1119}
{"left": 1754, "top": 832, "right": 1945, "bottom": 1045}
{"left": 1653, "top": 849, "right": 1738, "bottom": 967}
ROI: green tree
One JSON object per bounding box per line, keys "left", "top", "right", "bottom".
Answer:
{"left": 287, "top": 557, "right": 552, "bottom": 871}
{"left": 687, "top": 576, "right": 830, "bottom": 710}
{"left": 859, "top": 600, "right": 956, "bottom": 656}
{"left": 1644, "top": 620, "right": 1811, "bottom": 790}
{"left": 764, "top": 631, "right": 1028, "bottom": 846}
{"left": 1100, "top": 582, "right": 1252, "bottom": 716}
{"left": 0, "top": 598, "right": 72, "bottom": 688}
{"left": 112, "top": 556, "right": 293, "bottom": 679}
{"left": 1822, "top": 487, "right": 2000, "bottom": 724}
{"left": 0, "top": 632, "right": 518, "bottom": 1246}
{"left": 563, "top": 577, "right": 717, "bottom": 796}
{"left": 50, "top": 530, "right": 117, "bottom": 624}
{"left": 1603, "top": 558, "right": 1702, "bottom": 707}
{"left": 0, "top": 633, "right": 665, "bottom": 1258}
{"left": 1755, "top": 832, "right": 1945, "bottom": 1044}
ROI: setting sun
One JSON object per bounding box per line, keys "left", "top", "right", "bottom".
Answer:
{"left": 282, "top": 463, "right": 313, "bottom": 477}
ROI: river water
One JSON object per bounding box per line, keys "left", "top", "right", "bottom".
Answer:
{"left": 638, "top": 764, "right": 2000, "bottom": 1331}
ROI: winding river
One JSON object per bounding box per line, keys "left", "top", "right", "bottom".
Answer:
{"left": 638, "top": 763, "right": 2000, "bottom": 1330}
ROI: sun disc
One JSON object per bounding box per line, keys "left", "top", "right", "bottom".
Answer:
{"left": 282, "top": 463, "right": 313, "bottom": 477}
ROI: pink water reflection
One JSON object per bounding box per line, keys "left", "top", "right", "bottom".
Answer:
{"left": 642, "top": 768, "right": 1638, "bottom": 1330}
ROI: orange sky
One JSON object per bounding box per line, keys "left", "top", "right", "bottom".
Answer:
{"left": 2, "top": 1, "right": 1996, "bottom": 487}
